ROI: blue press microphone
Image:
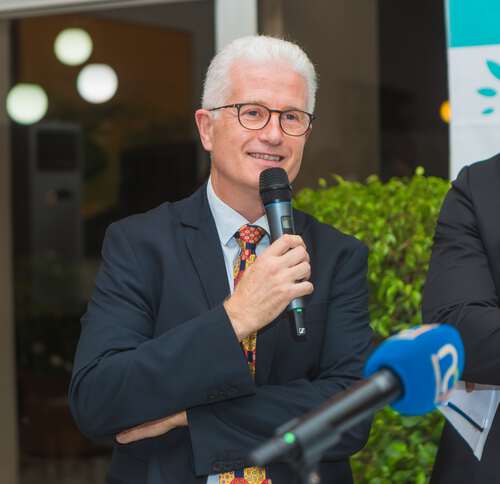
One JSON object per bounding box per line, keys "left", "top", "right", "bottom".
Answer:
{"left": 250, "top": 324, "right": 464, "bottom": 467}
{"left": 364, "top": 323, "right": 464, "bottom": 415}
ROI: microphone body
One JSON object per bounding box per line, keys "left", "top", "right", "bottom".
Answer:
{"left": 250, "top": 324, "right": 464, "bottom": 467}
{"left": 259, "top": 168, "right": 305, "bottom": 337}
{"left": 263, "top": 199, "right": 303, "bottom": 320}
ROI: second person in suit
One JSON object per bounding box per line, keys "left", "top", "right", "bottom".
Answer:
{"left": 423, "top": 155, "right": 500, "bottom": 483}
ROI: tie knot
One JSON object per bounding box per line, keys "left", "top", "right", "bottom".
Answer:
{"left": 236, "top": 224, "right": 266, "bottom": 246}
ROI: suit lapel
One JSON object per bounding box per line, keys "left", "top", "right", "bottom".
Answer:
{"left": 179, "top": 185, "right": 230, "bottom": 309}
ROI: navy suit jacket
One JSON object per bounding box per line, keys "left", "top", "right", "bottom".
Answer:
{"left": 423, "top": 155, "right": 500, "bottom": 483}
{"left": 69, "top": 184, "right": 373, "bottom": 484}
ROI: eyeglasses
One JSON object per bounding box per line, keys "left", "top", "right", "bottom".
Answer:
{"left": 209, "top": 103, "right": 315, "bottom": 136}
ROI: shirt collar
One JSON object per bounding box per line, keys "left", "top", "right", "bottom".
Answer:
{"left": 206, "top": 176, "right": 270, "bottom": 246}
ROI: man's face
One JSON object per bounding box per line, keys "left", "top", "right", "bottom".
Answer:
{"left": 196, "top": 60, "right": 310, "bottom": 201}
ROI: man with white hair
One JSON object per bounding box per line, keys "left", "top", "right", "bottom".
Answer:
{"left": 69, "top": 36, "right": 373, "bottom": 484}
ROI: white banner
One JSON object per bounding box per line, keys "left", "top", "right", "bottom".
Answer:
{"left": 446, "top": 0, "right": 500, "bottom": 179}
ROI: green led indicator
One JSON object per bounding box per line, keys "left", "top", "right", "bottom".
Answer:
{"left": 295, "top": 308, "right": 303, "bottom": 313}
{"left": 284, "top": 432, "right": 296, "bottom": 445}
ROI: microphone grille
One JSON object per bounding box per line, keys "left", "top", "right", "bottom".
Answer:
{"left": 259, "top": 168, "right": 291, "bottom": 193}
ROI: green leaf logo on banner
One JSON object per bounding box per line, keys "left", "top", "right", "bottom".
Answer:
{"left": 476, "top": 60, "right": 500, "bottom": 115}
{"left": 487, "top": 60, "right": 500, "bottom": 79}
{"left": 477, "top": 87, "right": 497, "bottom": 97}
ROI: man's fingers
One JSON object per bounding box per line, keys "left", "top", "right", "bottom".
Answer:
{"left": 280, "top": 244, "right": 310, "bottom": 268}
{"left": 116, "top": 423, "right": 162, "bottom": 444}
{"left": 116, "top": 419, "right": 169, "bottom": 444}
{"left": 265, "top": 234, "right": 306, "bottom": 257}
{"left": 292, "top": 280, "right": 314, "bottom": 297}
{"left": 287, "top": 261, "right": 311, "bottom": 282}
{"left": 115, "top": 410, "right": 187, "bottom": 444}
{"left": 465, "top": 382, "right": 475, "bottom": 392}
{"left": 285, "top": 280, "right": 314, "bottom": 300}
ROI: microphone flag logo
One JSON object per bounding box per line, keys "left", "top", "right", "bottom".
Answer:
{"left": 431, "top": 343, "right": 460, "bottom": 404}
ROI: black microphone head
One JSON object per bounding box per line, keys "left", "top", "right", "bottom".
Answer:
{"left": 259, "top": 168, "right": 292, "bottom": 205}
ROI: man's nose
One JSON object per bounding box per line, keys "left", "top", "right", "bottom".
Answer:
{"left": 258, "top": 112, "right": 283, "bottom": 144}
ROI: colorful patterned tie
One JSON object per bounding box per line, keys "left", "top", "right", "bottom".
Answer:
{"left": 219, "top": 224, "right": 270, "bottom": 484}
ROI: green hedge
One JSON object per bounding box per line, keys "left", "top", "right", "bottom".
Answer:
{"left": 293, "top": 169, "right": 450, "bottom": 483}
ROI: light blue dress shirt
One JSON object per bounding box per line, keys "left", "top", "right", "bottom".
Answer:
{"left": 206, "top": 177, "right": 270, "bottom": 293}
{"left": 205, "top": 177, "right": 270, "bottom": 483}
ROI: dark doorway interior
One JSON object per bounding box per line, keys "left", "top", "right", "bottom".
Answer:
{"left": 378, "top": 0, "right": 449, "bottom": 180}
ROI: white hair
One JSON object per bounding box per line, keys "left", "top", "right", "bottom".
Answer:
{"left": 202, "top": 35, "right": 317, "bottom": 113}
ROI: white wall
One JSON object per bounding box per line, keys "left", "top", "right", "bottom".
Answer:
{"left": 215, "top": 0, "right": 257, "bottom": 51}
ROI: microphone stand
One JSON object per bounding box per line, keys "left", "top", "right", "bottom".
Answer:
{"left": 260, "top": 409, "right": 344, "bottom": 484}
{"left": 250, "top": 370, "right": 402, "bottom": 483}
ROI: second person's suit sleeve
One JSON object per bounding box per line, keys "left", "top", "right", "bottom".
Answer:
{"left": 422, "top": 166, "right": 500, "bottom": 384}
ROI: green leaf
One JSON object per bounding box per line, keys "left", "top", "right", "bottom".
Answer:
{"left": 386, "top": 440, "right": 407, "bottom": 457}
{"left": 293, "top": 171, "right": 450, "bottom": 483}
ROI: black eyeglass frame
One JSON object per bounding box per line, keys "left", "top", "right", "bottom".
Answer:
{"left": 208, "top": 103, "right": 316, "bottom": 137}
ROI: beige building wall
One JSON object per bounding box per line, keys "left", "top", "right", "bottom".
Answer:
{"left": 261, "top": 0, "right": 380, "bottom": 190}
{"left": 0, "top": 19, "right": 19, "bottom": 484}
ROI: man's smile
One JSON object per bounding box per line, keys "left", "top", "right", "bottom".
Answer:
{"left": 247, "top": 152, "right": 285, "bottom": 162}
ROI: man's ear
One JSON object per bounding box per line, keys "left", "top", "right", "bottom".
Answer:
{"left": 195, "top": 109, "right": 214, "bottom": 152}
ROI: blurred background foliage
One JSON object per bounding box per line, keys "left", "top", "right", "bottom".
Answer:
{"left": 294, "top": 169, "right": 450, "bottom": 483}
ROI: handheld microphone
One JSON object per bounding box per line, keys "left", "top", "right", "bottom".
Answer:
{"left": 250, "top": 324, "right": 464, "bottom": 467}
{"left": 259, "top": 167, "right": 306, "bottom": 338}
